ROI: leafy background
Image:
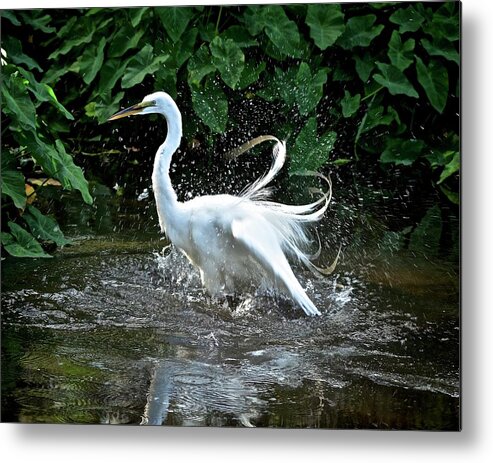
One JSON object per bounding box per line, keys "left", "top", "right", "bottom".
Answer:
{"left": 1, "top": 2, "right": 459, "bottom": 258}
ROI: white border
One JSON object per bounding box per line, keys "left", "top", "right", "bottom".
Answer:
{"left": 2, "top": 0, "right": 493, "bottom": 462}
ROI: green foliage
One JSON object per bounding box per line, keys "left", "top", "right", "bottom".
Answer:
{"left": 1, "top": 10, "right": 92, "bottom": 258}
{"left": 337, "top": 15, "right": 384, "bottom": 49}
{"left": 2, "top": 3, "right": 460, "bottom": 258}
{"left": 306, "top": 4, "right": 345, "bottom": 50}
{"left": 290, "top": 118, "right": 337, "bottom": 173}
{"left": 415, "top": 56, "right": 449, "bottom": 113}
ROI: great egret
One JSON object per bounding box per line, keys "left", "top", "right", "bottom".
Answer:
{"left": 108, "top": 91, "right": 334, "bottom": 316}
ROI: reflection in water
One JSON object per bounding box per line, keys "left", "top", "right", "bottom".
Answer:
{"left": 1, "top": 231, "right": 459, "bottom": 428}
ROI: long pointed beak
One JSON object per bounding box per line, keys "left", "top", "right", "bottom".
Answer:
{"left": 107, "top": 101, "right": 153, "bottom": 121}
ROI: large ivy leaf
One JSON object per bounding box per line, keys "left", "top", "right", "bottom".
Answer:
{"left": 421, "top": 38, "right": 459, "bottom": 65}
{"left": 415, "top": 57, "right": 449, "bottom": 113}
{"left": 306, "top": 4, "right": 345, "bottom": 50}
{"left": 97, "top": 58, "right": 130, "bottom": 96}
{"left": 3, "top": 36, "right": 43, "bottom": 71}
{"left": 17, "top": 68, "right": 74, "bottom": 120}
{"left": 290, "top": 117, "right": 337, "bottom": 173}
{"left": 423, "top": 4, "right": 459, "bottom": 42}
{"left": 85, "top": 91, "right": 124, "bottom": 123}
{"left": 49, "top": 18, "right": 97, "bottom": 60}
{"left": 1, "top": 11, "right": 21, "bottom": 26}
{"left": 155, "top": 7, "right": 195, "bottom": 42}
{"left": 341, "top": 90, "right": 361, "bottom": 118}
{"left": 1, "top": 170, "right": 26, "bottom": 209}
{"left": 221, "top": 26, "right": 258, "bottom": 48}
{"left": 108, "top": 27, "right": 145, "bottom": 58}
{"left": 191, "top": 79, "right": 228, "bottom": 133}
{"left": 128, "top": 7, "right": 149, "bottom": 28}
{"left": 1, "top": 71, "right": 37, "bottom": 131}
{"left": 18, "top": 11, "right": 55, "bottom": 33}
{"left": 2, "top": 222, "right": 52, "bottom": 258}
{"left": 210, "top": 36, "right": 245, "bottom": 90}
{"left": 337, "top": 15, "right": 384, "bottom": 49}
{"left": 79, "top": 37, "right": 106, "bottom": 85}
{"left": 17, "top": 132, "right": 93, "bottom": 205}
{"left": 187, "top": 45, "right": 216, "bottom": 87}
{"left": 262, "top": 6, "right": 301, "bottom": 57}
{"left": 295, "top": 63, "right": 328, "bottom": 115}
{"left": 360, "top": 105, "right": 396, "bottom": 135}
{"left": 389, "top": 5, "right": 424, "bottom": 33}
{"left": 374, "top": 62, "right": 418, "bottom": 98}
{"left": 380, "top": 138, "right": 425, "bottom": 166}
{"left": 23, "top": 205, "right": 72, "bottom": 247}
{"left": 121, "top": 45, "right": 169, "bottom": 89}
{"left": 388, "top": 31, "right": 415, "bottom": 71}
{"left": 438, "top": 151, "right": 459, "bottom": 184}
{"left": 258, "top": 63, "right": 327, "bottom": 115}
{"left": 237, "top": 61, "right": 266, "bottom": 90}
{"left": 353, "top": 53, "right": 376, "bottom": 82}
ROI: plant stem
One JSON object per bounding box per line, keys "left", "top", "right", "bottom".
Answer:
{"left": 215, "top": 6, "right": 223, "bottom": 35}
{"left": 361, "top": 85, "right": 383, "bottom": 102}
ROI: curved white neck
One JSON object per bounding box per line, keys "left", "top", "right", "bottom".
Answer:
{"left": 152, "top": 110, "right": 182, "bottom": 233}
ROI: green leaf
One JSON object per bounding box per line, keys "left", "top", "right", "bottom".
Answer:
{"left": 16, "top": 132, "right": 93, "bottom": 205}
{"left": 421, "top": 38, "right": 459, "bottom": 65}
{"left": 373, "top": 62, "right": 418, "bottom": 98}
{"left": 121, "top": 44, "right": 168, "bottom": 89}
{"left": 128, "top": 7, "right": 149, "bottom": 27}
{"left": 242, "top": 6, "right": 267, "bottom": 36}
{"left": 360, "top": 105, "right": 396, "bottom": 135}
{"left": 97, "top": 58, "right": 130, "bottom": 96}
{"left": 16, "top": 67, "right": 74, "bottom": 120}
{"left": 210, "top": 36, "right": 245, "bottom": 90}
{"left": 415, "top": 56, "right": 449, "bottom": 113}
{"left": 341, "top": 91, "right": 361, "bottom": 118}
{"left": 221, "top": 26, "right": 258, "bottom": 48}
{"left": 3, "top": 222, "right": 52, "bottom": 258}
{"left": 18, "top": 11, "right": 55, "bottom": 33}
{"left": 295, "top": 63, "right": 328, "bottom": 115}
{"left": 440, "top": 185, "right": 459, "bottom": 204}
{"left": 438, "top": 151, "right": 459, "bottom": 184}
{"left": 306, "top": 4, "right": 345, "bottom": 50}
{"left": 187, "top": 45, "right": 216, "bottom": 87}
{"left": 290, "top": 117, "right": 337, "bottom": 173}
{"left": 49, "top": 18, "right": 96, "bottom": 60}
{"left": 237, "top": 61, "right": 266, "bottom": 90}
{"left": 262, "top": 6, "right": 301, "bottom": 57}
{"left": 353, "top": 53, "right": 376, "bottom": 82}
{"left": 1, "top": 71, "right": 37, "bottom": 130}
{"left": 155, "top": 7, "right": 195, "bottom": 42}
{"left": 380, "top": 138, "right": 425, "bottom": 166}
{"left": 389, "top": 5, "right": 424, "bottom": 33}
{"left": 108, "top": 27, "right": 146, "bottom": 58}
{"left": 1, "top": 11, "right": 21, "bottom": 26}
{"left": 79, "top": 37, "right": 106, "bottom": 85}
{"left": 2, "top": 36, "right": 43, "bottom": 71}
{"left": 1, "top": 170, "right": 26, "bottom": 209}
{"left": 85, "top": 91, "right": 124, "bottom": 123}
{"left": 423, "top": 5, "right": 459, "bottom": 42}
{"left": 23, "top": 205, "right": 72, "bottom": 247}
{"left": 191, "top": 79, "right": 228, "bottom": 133}
{"left": 388, "top": 31, "right": 415, "bottom": 71}
{"left": 337, "top": 15, "right": 384, "bottom": 49}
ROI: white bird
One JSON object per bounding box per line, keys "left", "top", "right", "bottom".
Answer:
{"left": 108, "top": 91, "right": 335, "bottom": 316}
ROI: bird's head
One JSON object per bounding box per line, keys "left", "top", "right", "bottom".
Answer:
{"left": 107, "top": 91, "right": 177, "bottom": 121}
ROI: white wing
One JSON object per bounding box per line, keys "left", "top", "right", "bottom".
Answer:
{"left": 231, "top": 216, "right": 321, "bottom": 316}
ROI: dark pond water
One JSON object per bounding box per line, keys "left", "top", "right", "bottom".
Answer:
{"left": 1, "top": 186, "right": 460, "bottom": 429}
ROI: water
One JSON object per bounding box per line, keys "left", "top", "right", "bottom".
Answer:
{"left": 1, "top": 219, "right": 459, "bottom": 428}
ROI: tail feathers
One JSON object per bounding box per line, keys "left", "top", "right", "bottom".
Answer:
{"left": 288, "top": 281, "right": 321, "bottom": 316}
{"left": 229, "top": 134, "right": 337, "bottom": 280}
